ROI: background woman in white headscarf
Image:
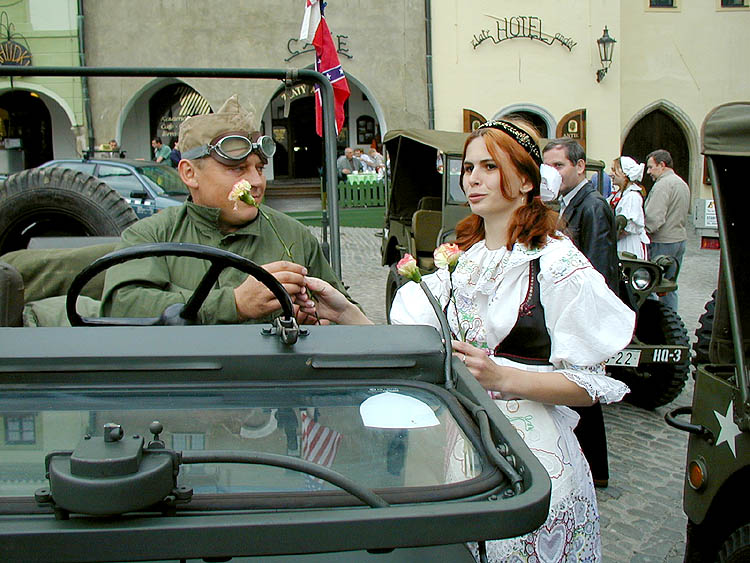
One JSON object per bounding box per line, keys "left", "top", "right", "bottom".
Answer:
{"left": 609, "top": 156, "right": 650, "bottom": 260}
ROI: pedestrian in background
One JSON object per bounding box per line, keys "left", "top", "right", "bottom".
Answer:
{"left": 645, "top": 149, "right": 690, "bottom": 312}
{"left": 169, "top": 139, "right": 181, "bottom": 168}
{"left": 151, "top": 136, "right": 170, "bottom": 163}
{"left": 609, "top": 156, "right": 649, "bottom": 260}
{"left": 543, "top": 137, "right": 619, "bottom": 489}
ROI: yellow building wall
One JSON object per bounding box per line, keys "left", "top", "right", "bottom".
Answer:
{"left": 431, "top": 0, "right": 749, "bottom": 199}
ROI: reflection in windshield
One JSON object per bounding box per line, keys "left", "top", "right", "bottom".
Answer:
{"left": 138, "top": 165, "right": 189, "bottom": 197}
{"left": 0, "top": 385, "right": 482, "bottom": 499}
{"left": 448, "top": 157, "right": 467, "bottom": 203}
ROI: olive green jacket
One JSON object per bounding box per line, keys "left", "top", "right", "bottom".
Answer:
{"left": 101, "top": 201, "right": 348, "bottom": 324}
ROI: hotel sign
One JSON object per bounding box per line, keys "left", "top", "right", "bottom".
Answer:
{"left": 471, "top": 16, "right": 576, "bottom": 52}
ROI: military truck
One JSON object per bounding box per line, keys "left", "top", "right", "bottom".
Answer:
{"left": 379, "top": 129, "right": 689, "bottom": 410}
{"left": 0, "top": 65, "right": 550, "bottom": 562}
{"left": 666, "top": 102, "right": 750, "bottom": 562}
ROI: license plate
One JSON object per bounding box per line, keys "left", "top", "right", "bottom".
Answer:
{"left": 606, "top": 349, "right": 642, "bottom": 367}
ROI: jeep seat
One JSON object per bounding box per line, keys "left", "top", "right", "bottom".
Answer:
{"left": 412, "top": 209, "right": 441, "bottom": 270}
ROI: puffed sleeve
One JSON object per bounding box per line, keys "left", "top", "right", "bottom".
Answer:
{"left": 539, "top": 242, "right": 636, "bottom": 403}
{"left": 618, "top": 191, "right": 646, "bottom": 235}
{"left": 389, "top": 269, "right": 450, "bottom": 329}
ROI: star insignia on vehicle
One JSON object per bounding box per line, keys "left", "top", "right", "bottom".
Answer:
{"left": 714, "top": 400, "right": 741, "bottom": 458}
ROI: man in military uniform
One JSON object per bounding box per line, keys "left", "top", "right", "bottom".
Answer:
{"left": 101, "top": 95, "right": 348, "bottom": 323}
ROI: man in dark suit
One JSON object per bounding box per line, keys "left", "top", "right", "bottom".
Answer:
{"left": 543, "top": 138, "right": 619, "bottom": 488}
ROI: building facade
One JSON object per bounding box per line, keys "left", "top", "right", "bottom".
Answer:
{"left": 431, "top": 0, "right": 750, "bottom": 203}
{"left": 1, "top": 0, "right": 747, "bottom": 208}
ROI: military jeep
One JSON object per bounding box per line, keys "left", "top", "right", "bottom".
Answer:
{"left": 379, "top": 129, "right": 689, "bottom": 410}
{"left": 666, "top": 102, "right": 750, "bottom": 562}
{"left": 0, "top": 65, "right": 550, "bottom": 562}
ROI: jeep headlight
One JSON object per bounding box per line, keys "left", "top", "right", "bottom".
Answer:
{"left": 631, "top": 267, "right": 653, "bottom": 291}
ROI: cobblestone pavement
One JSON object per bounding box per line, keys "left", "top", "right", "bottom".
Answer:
{"left": 310, "top": 225, "right": 720, "bottom": 562}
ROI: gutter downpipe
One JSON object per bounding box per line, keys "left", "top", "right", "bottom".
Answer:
{"left": 425, "top": 0, "right": 435, "bottom": 129}
{"left": 77, "top": 0, "right": 95, "bottom": 156}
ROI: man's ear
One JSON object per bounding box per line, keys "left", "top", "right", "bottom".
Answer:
{"left": 178, "top": 159, "right": 199, "bottom": 191}
{"left": 575, "top": 159, "right": 586, "bottom": 175}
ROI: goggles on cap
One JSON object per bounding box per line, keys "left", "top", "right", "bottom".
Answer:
{"left": 182, "top": 132, "right": 276, "bottom": 165}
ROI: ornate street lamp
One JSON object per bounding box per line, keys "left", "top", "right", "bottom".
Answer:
{"left": 596, "top": 26, "right": 616, "bottom": 83}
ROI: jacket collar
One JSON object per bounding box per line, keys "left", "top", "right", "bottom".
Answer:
{"left": 185, "top": 200, "right": 261, "bottom": 239}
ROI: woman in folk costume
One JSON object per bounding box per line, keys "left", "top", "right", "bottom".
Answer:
{"left": 608, "top": 156, "right": 650, "bottom": 260}
{"left": 389, "top": 120, "right": 636, "bottom": 562}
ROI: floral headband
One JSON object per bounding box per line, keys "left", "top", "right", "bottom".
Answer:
{"left": 477, "top": 120, "right": 543, "bottom": 166}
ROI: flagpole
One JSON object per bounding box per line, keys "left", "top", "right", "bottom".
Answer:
{"left": 316, "top": 76, "right": 342, "bottom": 278}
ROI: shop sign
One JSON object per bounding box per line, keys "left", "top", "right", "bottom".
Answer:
{"left": 285, "top": 35, "right": 352, "bottom": 62}
{"left": 278, "top": 83, "right": 314, "bottom": 103}
{"left": 556, "top": 109, "right": 586, "bottom": 152}
{"left": 0, "top": 13, "right": 31, "bottom": 66}
{"left": 471, "top": 16, "right": 576, "bottom": 52}
{"left": 0, "top": 40, "right": 30, "bottom": 66}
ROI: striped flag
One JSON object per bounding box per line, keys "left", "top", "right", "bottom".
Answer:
{"left": 300, "top": 410, "right": 342, "bottom": 489}
{"left": 299, "top": 0, "right": 350, "bottom": 136}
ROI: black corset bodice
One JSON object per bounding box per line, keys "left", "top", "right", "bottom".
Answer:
{"left": 493, "top": 258, "right": 552, "bottom": 366}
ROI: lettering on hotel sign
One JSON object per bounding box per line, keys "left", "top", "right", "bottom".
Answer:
{"left": 472, "top": 16, "right": 576, "bottom": 52}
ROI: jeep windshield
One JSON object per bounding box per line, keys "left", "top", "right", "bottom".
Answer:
{"left": 137, "top": 164, "right": 190, "bottom": 198}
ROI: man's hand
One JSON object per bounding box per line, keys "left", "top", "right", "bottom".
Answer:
{"left": 234, "top": 261, "right": 308, "bottom": 320}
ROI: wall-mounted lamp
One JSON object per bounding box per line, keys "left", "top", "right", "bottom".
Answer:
{"left": 596, "top": 26, "right": 616, "bottom": 83}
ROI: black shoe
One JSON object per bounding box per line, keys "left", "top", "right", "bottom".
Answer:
{"left": 593, "top": 478, "right": 609, "bottom": 489}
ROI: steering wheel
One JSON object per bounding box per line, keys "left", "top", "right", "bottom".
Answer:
{"left": 66, "top": 242, "right": 297, "bottom": 332}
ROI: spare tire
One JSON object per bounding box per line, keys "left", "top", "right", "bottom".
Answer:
{"left": 0, "top": 166, "right": 138, "bottom": 254}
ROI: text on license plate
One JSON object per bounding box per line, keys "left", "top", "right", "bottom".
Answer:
{"left": 606, "top": 350, "right": 641, "bottom": 367}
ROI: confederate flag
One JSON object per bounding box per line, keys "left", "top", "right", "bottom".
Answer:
{"left": 299, "top": 0, "right": 350, "bottom": 136}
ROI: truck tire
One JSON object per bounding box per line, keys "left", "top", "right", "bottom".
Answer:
{"left": 718, "top": 523, "right": 750, "bottom": 563}
{"left": 693, "top": 291, "right": 716, "bottom": 370}
{"left": 0, "top": 166, "right": 137, "bottom": 255}
{"left": 610, "top": 299, "right": 690, "bottom": 409}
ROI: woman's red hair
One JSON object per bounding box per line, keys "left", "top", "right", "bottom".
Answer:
{"left": 455, "top": 124, "right": 559, "bottom": 251}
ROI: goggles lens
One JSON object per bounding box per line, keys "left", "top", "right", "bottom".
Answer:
{"left": 183, "top": 134, "right": 276, "bottom": 163}
{"left": 214, "top": 135, "right": 276, "bottom": 160}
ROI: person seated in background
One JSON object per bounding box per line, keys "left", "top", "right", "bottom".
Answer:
{"left": 101, "top": 94, "right": 350, "bottom": 324}
{"left": 336, "top": 147, "right": 362, "bottom": 180}
{"left": 357, "top": 147, "right": 375, "bottom": 172}
{"left": 608, "top": 156, "right": 649, "bottom": 260}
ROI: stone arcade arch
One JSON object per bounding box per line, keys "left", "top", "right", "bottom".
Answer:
{"left": 262, "top": 70, "right": 386, "bottom": 184}
{"left": 0, "top": 82, "right": 78, "bottom": 171}
{"left": 494, "top": 103, "right": 556, "bottom": 139}
{"left": 622, "top": 100, "right": 699, "bottom": 201}
{"left": 117, "top": 79, "right": 212, "bottom": 161}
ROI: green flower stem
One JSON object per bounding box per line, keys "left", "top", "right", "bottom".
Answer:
{"left": 448, "top": 272, "right": 466, "bottom": 342}
{"left": 240, "top": 193, "right": 294, "bottom": 260}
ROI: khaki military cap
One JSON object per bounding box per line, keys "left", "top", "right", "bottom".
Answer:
{"left": 179, "top": 94, "right": 257, "bottom": 154}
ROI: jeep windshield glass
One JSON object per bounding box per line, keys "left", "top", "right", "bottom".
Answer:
{"left": 138, "top": 165, "right": 190, "bottom": 197}
{"left": 447, "top": 157, "right": 467, "bottom": 203}
{"left": 0, "top": 382, "right": 488, "bottom": 507}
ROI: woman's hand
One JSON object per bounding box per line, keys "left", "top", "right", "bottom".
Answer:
{"left": 451, "top": 340, "right": 595, "bottom": 406}
{"left": 452, "top": 340, "right": 507, "bottom": 393}
{"left": 298, "top": 277, "right": 373, "bottom": 325}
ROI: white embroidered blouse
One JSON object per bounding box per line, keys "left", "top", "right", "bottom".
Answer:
{"left": 390, "top": 235, "right": 635, "bottom": 404}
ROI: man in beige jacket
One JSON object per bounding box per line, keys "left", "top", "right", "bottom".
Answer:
{"left": 645, "top": 149, "right": 691, "bottom": 312}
